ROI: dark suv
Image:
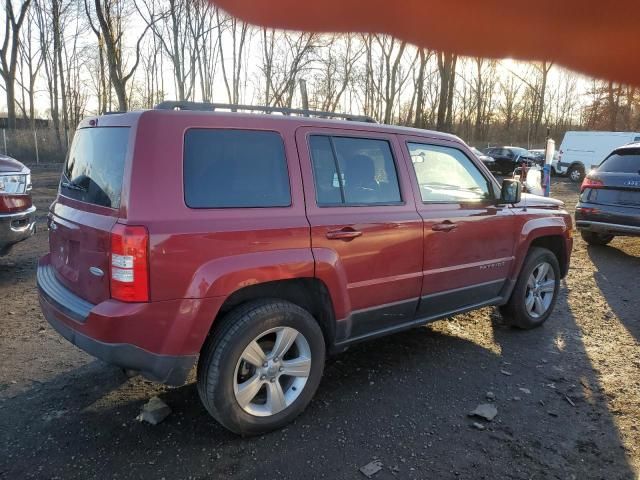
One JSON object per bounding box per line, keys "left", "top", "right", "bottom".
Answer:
{"left": 576, "top": 143, "right": 640, "bottom": 244}
{"left": 38, "top": 103, "right": 573, "bottom": 435}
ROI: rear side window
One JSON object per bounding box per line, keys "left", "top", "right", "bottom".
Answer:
{"left": 62, "top": 127, "right": 129, "bottom": 208}
{"left": 309, "top": 135, "right": 402, "bottom": 206}
{"left": 599, "top": 149, "right": 640, "bottom": 173}
{"left": 184, "top": 129, "right": 290, "bottom": 208}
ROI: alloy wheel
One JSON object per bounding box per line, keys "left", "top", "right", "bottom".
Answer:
{"left": 233, "top": 326, "right": 311, "bottom": 417}
{"left": 525, "top": 261, "right": 556, "bottom": 318}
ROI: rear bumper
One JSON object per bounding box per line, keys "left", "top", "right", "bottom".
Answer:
{"left": 576, "top": 220, "right": 640, "bottom": 236}
{"left": 37, "top": 255, "right": 225, "bottom": 385}
{"left": 41, "top": 299, "right": 196, "bottom": 385}
{"left": 575, "top": 202, "right": 640, "bottom": 236}
{"left": 0, "top": 206, "right": 36, "bottom": 255}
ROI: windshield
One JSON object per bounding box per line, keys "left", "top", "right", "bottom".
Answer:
{"left": 62, "top": 127, "right": 130, "bottom": 208}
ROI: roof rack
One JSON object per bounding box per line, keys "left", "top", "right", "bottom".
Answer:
{"left": 153, "top": 101, "right": 377, "bottom": 123}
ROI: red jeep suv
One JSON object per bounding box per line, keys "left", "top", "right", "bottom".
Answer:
{"left": 38, "top": 103, "right": 573, "bottom": 434}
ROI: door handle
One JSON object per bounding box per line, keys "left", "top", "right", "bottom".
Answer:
{"left": 326, "top": 228, "right": 363, "bottom": 240}
{"left": 431, "top": 222, "right": 458, "bottom": 232}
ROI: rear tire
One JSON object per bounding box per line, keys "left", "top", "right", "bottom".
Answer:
{"left": 580, "top": 230, "right": 614, "bottom": 246}
{"left": 567, "top": 164, "right": 585, "bottom": 183}
{"left": 500, "top": 247, "right": 560, "bottom": 329}
{"left": 197, "top": 299, "right": 325, "bottom": 435}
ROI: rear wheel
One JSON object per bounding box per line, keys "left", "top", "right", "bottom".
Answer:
{"left": 580, "top": 230, "right": 614, "bottom": 246}
{"left": 567, "top": 164, "right": 585, "bottom": 183}
{"left": 500, "top": 247, "right": 560, "bottom": 329}
{"left": 197, "top": 299, "right": 325, "bottom": 435}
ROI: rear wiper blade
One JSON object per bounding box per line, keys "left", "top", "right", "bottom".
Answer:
{"left": 61, "top": 180, "right": 87, "bottom": 192}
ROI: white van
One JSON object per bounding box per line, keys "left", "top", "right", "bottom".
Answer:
{"left": 557, "top": 131, "right": 640, "bottom": 182}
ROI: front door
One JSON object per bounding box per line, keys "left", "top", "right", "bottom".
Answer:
{"left": 295, "top": 127, "right": 423, "bottom": 342}
{"left": 399, "top": 137, "right": 518, "bottom": 319}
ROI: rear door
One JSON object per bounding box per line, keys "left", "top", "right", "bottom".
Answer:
{"left": 48, "top": 125, "right": 131, "bottom": 304}
{"left": 296, "top": 127, "right": 423, "bottom": 339}
{"left": 399, "top": 136, "right": 518, "bottom": 318}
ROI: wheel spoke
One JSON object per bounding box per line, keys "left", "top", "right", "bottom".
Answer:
{"left": 266, "top": 380, "right": 287, "bottom": 414}
{"left": 235, "top": 374, "right": 263, "bottom": 408}
{"left": 539, "top": 279, "right": 555, "bottom": 293}
{"left": 242, "top": 340, "right": 267, "bottom": 368}
{"left": 535, "top": 263, "right": 549, "bottom": 282}
{"left": 280, "top": 357, "right": 311, "bottom": 377}
{"left": 527, "top": 275, "right": 536, "bottom": 289}
{"left": 534, "top": 295, "right": 545, "bottom": 315}
{"left": 271, "top": 327, "right": 298, "bottom": 359}
{"left": 525, "top": 293, "right": 535, "bottom": 312}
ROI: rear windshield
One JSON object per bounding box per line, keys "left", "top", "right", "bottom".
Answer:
{"left": 599, "top": 149, "right": 640, "bottom": 173}
{"left": 62, "top": 127, "right": 129, "bottom": 208}
{"left": 183, "top": 129, "right": 290, "bottom": 208}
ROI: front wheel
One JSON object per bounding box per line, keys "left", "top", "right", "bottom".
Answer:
{"left": 197, "top": 299, "right": 325, "bottom": 435}
{"left": 567, "top": 164, "right": 585, "bottom": 183}
{"left": 500, "top": 247, "right": 560, "bottom": 329}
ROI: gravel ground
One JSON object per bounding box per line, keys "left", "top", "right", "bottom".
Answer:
{"left": 0, "top": 167, "right": 638, "bottom": 479}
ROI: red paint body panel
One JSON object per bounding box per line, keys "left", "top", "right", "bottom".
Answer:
{"left": 295, "top": 127, "right": 423, "bottom": 312}
{"left": 398, "top": 135, "right": 519, "bottom": 296}
{"left": 39, "top": 109, "right": 574, "bottom": 370}
{"left": 39, "top": 253, "right": 223, "bottom": 355}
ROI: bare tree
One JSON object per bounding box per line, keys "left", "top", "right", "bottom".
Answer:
{"left": 88, "top": 0, "right": 153, "bottom": 111}
{"left": 259, "top": 29, "right": 318, "bottom": 108}
{"left": 311, "top": 34, "right": 363, "bottom": 113}
{"left": 361, "top": 35, "right": 414, "bottom": 123}
{"left": 412, "top": 48, "right": 433, "bottom": 128}
{"left": 15, "top": 7, "right": 43, "bottom": 127}
{"left": 436, "top": 52, "right": 457, "bottom": 131}
{"left": 217, "top": 10, "right": 250, "bottom": 105}
{"left": 0, "top": 0, "right": 32, "bottom": 129}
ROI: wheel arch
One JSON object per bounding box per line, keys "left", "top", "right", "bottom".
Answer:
{"left": 207, "top": 278, "right": 337, "bottom": 352}
{"left": 514, "top": 217, "right": 572, "bottom": 279}
{"left": 529, "top": 235, "right": 568, "bottom": 277}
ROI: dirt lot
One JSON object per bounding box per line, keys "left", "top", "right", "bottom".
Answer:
{"left": 1, "top": 166, "right": 639, "bottom": 479}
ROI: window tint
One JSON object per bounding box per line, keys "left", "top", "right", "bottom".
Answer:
{"left": 408, "top": 143, "right": 493, "bottom": 203}
{"left": 599, "top": 149, "right": 640, "bottom": 173}
{"left": 184, "top": 129, "right": 290, "bottom": 208}
{"left": 62, "top": 127, "right": 129, "bottom": 208}
{"left": 309, "top": 135, "right": 401, "bottom": 206}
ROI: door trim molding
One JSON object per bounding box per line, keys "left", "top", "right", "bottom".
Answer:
{"left": 334, "top": 279, "right": 508, "bottom": 348}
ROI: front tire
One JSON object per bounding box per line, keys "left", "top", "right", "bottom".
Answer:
{"left": 500, "top": 247, "right": 560, "bottom": 329}
{"left": 197, "top": 299, "right": 325, "bottom": 435}
{"left": 580, "top": 230, "right": 614, "bottom": 246}
{"left": 567, "top": 164, "right": 585, "bottom": 183}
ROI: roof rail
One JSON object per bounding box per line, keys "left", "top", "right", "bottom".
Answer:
{"left": 153, "top": 101, "right": 377, "bottom": 123}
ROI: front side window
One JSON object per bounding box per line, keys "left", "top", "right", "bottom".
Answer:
{"left": 408, "top": 143, "right": 493, "bottom": 203}
{"left": 309, "top": 135, "right": 402, "bottom": 206}
{"left": 183, "top": 129, "right": 291, "bottom": 208}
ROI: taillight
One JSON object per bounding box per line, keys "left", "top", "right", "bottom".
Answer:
{"left": 581, "top": 177, "right": 603, "bottom": 192}
{"left": 110, "top": 224, "right": 149, "bottom": 302}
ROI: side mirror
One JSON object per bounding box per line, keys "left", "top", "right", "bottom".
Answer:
{"left": 499, "top": 179, "right": 521, "bottom": 204}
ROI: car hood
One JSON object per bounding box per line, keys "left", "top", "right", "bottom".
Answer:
{"left": 0, "top": 154, "right": 28, "bottom": 173}
{"left": 515, "top": 193, "right": 565, "bottom": 209}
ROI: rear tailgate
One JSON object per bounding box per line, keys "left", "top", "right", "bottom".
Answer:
{"left": 49, "top": 125, "right": 131, "bottom": 305}
{"left": 586, "top": 148, "right": 640, "bottom": 208}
